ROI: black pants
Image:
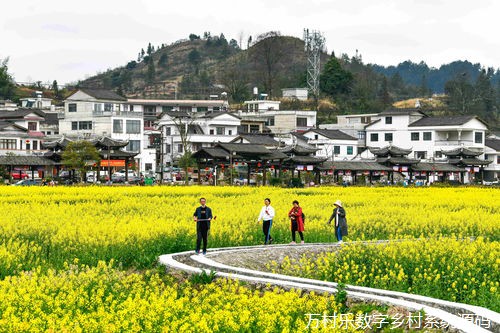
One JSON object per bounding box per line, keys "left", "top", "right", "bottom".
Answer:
{"left": 263, "top": 220, "right": 273, "bottom": 244}
{"left": 291, "top": 220, "right": 304, "bottom": 242}
{"left": 196, "top": 221, "right": 209, "bottom": 253}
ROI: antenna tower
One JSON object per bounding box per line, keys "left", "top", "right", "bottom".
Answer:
{"left": 303, "top": 29, "right": 325, "bottom": 99}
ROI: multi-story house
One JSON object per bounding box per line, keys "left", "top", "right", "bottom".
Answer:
{"left": 237, "top": 99, "right": 316, "bottom": 135}
{"left": 484, "top": 138, "right": 500, "bottom": 182}
{"left": 364, "top": 109, "right": 488, "bottom": 161}
{"left": 320, "top": 113, "right": 379, "bottom": 147}
{"left": 156, "top": 111, "right": 240, "bottom": 167}
{"left": 59, "top": 89, "right": 148, "bottom": 171}
{"left": 0, "top": 109, "right": 46, "bottom": 155}
{"left": 302, "top": 129, "right": 358, "bottom": 161}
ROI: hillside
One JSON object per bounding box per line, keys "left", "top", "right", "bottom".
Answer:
{"left": 79, "top": 33, "right": 319, "bottom": 100}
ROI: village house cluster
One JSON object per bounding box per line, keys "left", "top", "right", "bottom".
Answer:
{"left": 0, "top": 88, "right": 499, "bottom": 185}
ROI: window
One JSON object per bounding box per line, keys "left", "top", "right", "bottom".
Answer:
{"left": 423, "top": 132, "right": 432, "bottom": 141}
{"left": 177, "top": 144, "right": 183, "bottom": 153}
{"left": 33, "top": 141, "right": 38, "bottom": 150}
{"left": 165, "top": 127, "right": 171, "bottom": 135}
{"left": 385, "top": 133, "right": 393, "bottom": 142}
{"left": 296, "top": 117, "right": 307, "bottom": 127}
{"left": 266, "top": 117, "right": 275, "bottom": 126}
{"left": 249, "top": 125, "right": 260, "bottom": 133}
{"left": 197, "top": 107, "right": 208, "bottom": 112}
{"left": 144, "top": 106, "right": 155, "bottom": 117}
{"left": 209, "top": 129, "right": 214, "bottom": 135}
{"left": 213, "top": 107, "right": 220, "bottom": 111}
{"left": 358, "top": 131, "right": 366, "bottom": 140}
{"left": 94, "top": 103, "right": 103, "bottom": 112}
{"left": 26, "top": 143, "right": 31, "bottom": 151}
{"left": 165, "top": 144, "right": 171, "bottom": 154}
{"left": 314, "top": 134, "right": 319, "bottom": 140}
{"left": 347, "top": 146, "right": 354, "bottom": 155}
{"left": 475, "top": 132, "right": 483, "bottom": 144}
{"left": 434, "top": 151, "right": 443, "bottom": 158}
{"left": 333, "top": 146, "right": 340, "bottom": 154}
{"left": 78, "top": 121, "right": 92, "bottom": 130}
{"left": 385, "top": 116, "right": 392, "bottom": 124}
{"left": 126, "top": 120, "right": 141, "bottom": 134}
{"left": 113, "top": 120, "right": 123, "bottom": 133}
{"left": 411, "top": 132, "right": 420, "bottom": 141}
{"left": 68, "top": 103, "right": 77, "bottom": 112}
{"left": 129, "top": 105, "right": 134, "bottom": 112}
{"left": 0, "top": 139, "right": 16, "bottom": 149}
{"left": 497, "top": 156, "right": 500, "bottom": 164}
{"left": 228, "top": 130, "right": 232, "bottom": 135}
{"left": 145, "top": 163, "right": 152, "bottom": 171}
{"left": 126, "top": 140, "right": 140, "bottom": 152}
{"left": 104, "top": 103, "right": 113, "bottom": 112}
{"left": 370, "top": 133, "right": 379, "bottom": 142}
{"left": 216, "top": 127, "right": 224, "bottom": 135}
{"left": 28, "top": 122, "right": 37, "bottom": 131}
{"left": 162, "top": 106, "right": 173, "bottom": 112}
{"left": 144, "top": 120, "right": 154, "bottom": 128}
{"left": 192, "top": 143, "right": 202, "bottom": 151}
{"left": 71, "top": 122, "right": 78, "bottom": 130}
{"left": 180, "top": 106, "right": 191, "bottom": 112}
{"left": 414, "top": 151, "right": 426, "bottom": 159}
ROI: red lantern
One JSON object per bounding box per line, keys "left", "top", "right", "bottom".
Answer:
{"left": 257, "top": 162, "right": 261, "bottom": 167}
{"left": 205, "top": 167, "right": 209, "bottom": 171}
{"left": 26, "top": 140, "right": 30, "bottom": 144}
{"left": 221, "top": 164, "right": 224, "bottom": 169}
{"left": 235, "top": 162, "right": 238, "bottom": 166}
{"left": 270, "top": 165, "right": 274, "bottom": 170}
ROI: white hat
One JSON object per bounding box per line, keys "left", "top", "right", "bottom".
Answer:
{"left": 334, "top": 200, "right": 342, "bottom": 207}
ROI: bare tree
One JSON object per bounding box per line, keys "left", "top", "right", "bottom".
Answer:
{"left": 250, "top": 31, "right": 285, "bottom": 97}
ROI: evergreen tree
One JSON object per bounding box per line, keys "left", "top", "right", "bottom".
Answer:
{"left": 379, "top": 76, "right": 392, "bottom": 108}
{"left": 158, "top": 53, "right": 168, "bottom": 68}
{"left": 52, "top": 80, "right": 60, "bottom": 99}
{"left": 147, "top": 57, "right": 155, "bottom": 84}
{"left": 0, "top": 58, "right": 16, "bottom": 100}
{"left": 319, "top": 54, "right": 353, "bottom": 98}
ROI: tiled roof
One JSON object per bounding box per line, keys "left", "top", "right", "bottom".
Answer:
{"left": 308, "top": 129, "right": 357, "bottom": 141}
{"left": 0, "top": 155, "right": 55, "bottom": 166}
{"left": 411, "top": 163, "right": 464, "bottom": 172}
{"left": 233, "top": 134, "right": 279, "bottom": 146}
{"left": 379, "top": 108, "right": 427, "bottom": 116}
{"left": 408, "top": 115, "right": 480, "bottom": 127}
{"left": 369, "top": 145, "right": 413, "bottom": 157}
{"left": 485, "top": 139, "right": 500, "bottom": 151}
{"left": 441, "top": 147, "right": 483, "bottom": 157}
{"left": 79, "top": 88, "right": 127, "bottom": 101}
{"left": 320, "top": 161, "right": 392, "bottom": 171}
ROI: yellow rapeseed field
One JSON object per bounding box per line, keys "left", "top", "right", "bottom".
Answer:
{"left": 0, "top": 185, "right": 498, "bottom": 331}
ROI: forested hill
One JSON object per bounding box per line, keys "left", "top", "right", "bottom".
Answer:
{"left": 371, "top": 60, "right": 500, "bottom": 94}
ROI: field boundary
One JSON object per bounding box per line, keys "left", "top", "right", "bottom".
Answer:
{"left": 159, "top": 242, "right": 499, "bottom": 333}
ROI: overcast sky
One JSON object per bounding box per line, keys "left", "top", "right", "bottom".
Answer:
{"left": 1, "top": 0, "right": 499, "bottom": 85}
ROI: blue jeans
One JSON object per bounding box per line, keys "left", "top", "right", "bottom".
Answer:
{"left": 263, "top": 220, "right": 273, "bottom": 244}
{"left": 335, "top": 225, "right": 343, "bottom": 242}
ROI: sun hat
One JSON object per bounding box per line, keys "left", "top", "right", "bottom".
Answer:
{"left": 334, "top": 200, "right": 342, "bottom": 207}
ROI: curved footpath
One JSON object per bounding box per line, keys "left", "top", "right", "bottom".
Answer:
{"left": 159, "top": 242, "right": 499, "bottom": 333}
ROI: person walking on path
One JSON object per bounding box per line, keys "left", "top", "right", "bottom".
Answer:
{"left": 193, "top": 197, "right": 213, "bottom": 255}
{"left": 327, "top": 200, "right": 348, "bottom": 243}
{"left": 288, "top": 200, "right": 304, "bottom": 244}
{"left": 257, "top": 198, "right": 275, "bottom": 245}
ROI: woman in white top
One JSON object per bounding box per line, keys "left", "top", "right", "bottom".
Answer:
{"left": 257, "top": 198, "right": 275, "bottom": 244}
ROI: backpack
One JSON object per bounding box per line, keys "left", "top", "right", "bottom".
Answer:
{"left": 301, "top": 212, "right": 305, "bottom": 223}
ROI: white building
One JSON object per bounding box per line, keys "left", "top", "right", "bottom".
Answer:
{"left": 484, "top": 138, "right": 500, "bottom": 182}
{"left": 320, "top": 113, "right": 379, "bottom": 146}
{"left": 59, "top": 89, "right": 150, "bottom": 171}
{"left": 157, "top": 111, "right": 240, "bottom": 166}
{"left": 363, "top": 109, "right": 489, "bottom": 161}
{"left": 243, "top": 100, "right": 280, "bottom": 112}
{"left": 302, "top": 129, "right": 358, "bottom": 161}
{"left": 20, "top": 91, "right": 53, "bottom": 110}
{"left": 0, "top": 109, "right": 46, "bottom": 155}
{"left": 0, "top": 100, "right": 18, "bottom": 111}
{"left": 282, "top": 88, "right": 308, "bottom": 101}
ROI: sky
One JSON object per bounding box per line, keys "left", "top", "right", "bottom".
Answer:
{"left": 1, "top": 0, "right": 499, "bottom": 85}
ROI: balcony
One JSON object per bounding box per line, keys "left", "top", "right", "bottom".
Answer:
{"left": 435, "top": 140, "right": 473, "bottom": 146}
{"left": 92, "top": 110, "right": 143, "bottom": 118}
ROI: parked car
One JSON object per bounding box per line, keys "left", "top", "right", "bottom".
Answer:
{"left": 11, "top": 179, "right": 41, "bottom": 186}
{"left": 10, "top": 169, "right": 29, "bottom": 180}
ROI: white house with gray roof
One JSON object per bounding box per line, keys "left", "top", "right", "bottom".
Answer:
{"left": 484, "top": 138, "right": 500, "bottom": 182}
{"left": 302, "top": 129, "right": 358, "bottom": 161}
{"left": 364, "top": 109, "right": 489, "bottom": 161}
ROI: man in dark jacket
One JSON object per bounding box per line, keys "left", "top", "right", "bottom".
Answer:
{"left": 327, "top": 200, "right": 348, "bottom": 243}
{"left": 193, "top": 197, "right": 213, "bottom": 255}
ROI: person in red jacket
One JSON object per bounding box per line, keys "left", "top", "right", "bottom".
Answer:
{"left": 288, "top": 200, "right": 304, "bottom": 244}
